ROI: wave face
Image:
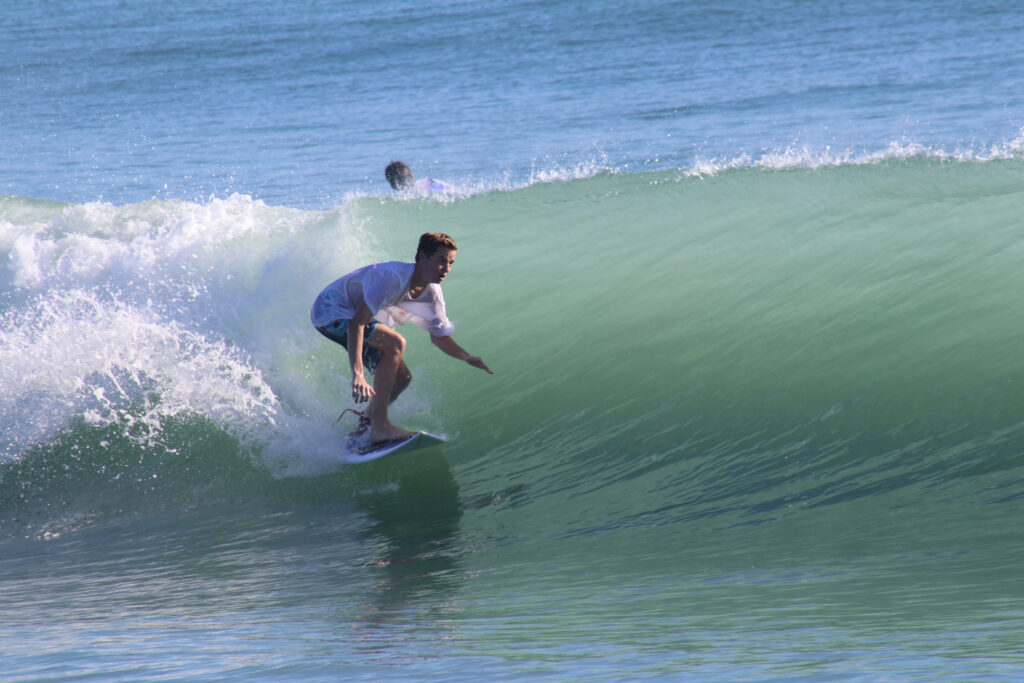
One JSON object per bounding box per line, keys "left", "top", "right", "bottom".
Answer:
{"left": 3, "top": 157, "right": 1024, "bottom": 676}
{"left": 448, "top": 157, "right": 1024, "bottom": 558}
{"left": 4, "top": 156, "right": 1023, "bottom": 533}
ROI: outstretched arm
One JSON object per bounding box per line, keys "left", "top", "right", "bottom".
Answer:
{"left": 431, "top": 334, "right": 494, "bottom": 374}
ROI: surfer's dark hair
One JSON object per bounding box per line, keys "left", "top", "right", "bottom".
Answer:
{"left": 416, "top": 232, "right": 457, "bottom": 261}
{"left": 385, "top": 161, "right": 413, "bottom": 189}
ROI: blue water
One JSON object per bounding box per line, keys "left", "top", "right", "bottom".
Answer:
{"left": 3, "top": 1, "right": 1024, "bottom": 680}
{"left": 5, "top": 0, "right": 1023, "bottom": 206}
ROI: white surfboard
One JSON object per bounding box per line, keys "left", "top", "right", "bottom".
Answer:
{"left": 343, "top": 431, "right": 447, "bottom": 464}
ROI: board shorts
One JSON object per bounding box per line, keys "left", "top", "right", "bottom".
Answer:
{"left": 316, "top": 319, "right": 381, "bottom": 373}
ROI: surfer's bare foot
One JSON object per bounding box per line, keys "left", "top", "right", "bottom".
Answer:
{"left": 369, "top": 423, "right": 416, "bottom": 445}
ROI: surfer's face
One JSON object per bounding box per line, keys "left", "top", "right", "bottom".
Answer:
{"left": 425, "top": 248, "right": 456, "bottom": 283}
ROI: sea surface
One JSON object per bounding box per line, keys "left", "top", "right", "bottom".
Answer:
{"left": 3, "top": 1, "right": 1024, "bottom": 680}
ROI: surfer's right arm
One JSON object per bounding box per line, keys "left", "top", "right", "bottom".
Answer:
{"left": 430, "top": 334, "right": 494, "bottom": 374}
{"left": 348, "top": 303, "right": 376, "bottom": 403}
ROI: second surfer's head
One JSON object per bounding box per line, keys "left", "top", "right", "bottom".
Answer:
{"left": 385, "top": 161, "right": 414, "bottom": 190}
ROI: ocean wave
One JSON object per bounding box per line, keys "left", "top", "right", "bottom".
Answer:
{"left": 399, "top": 132, "right": 1024, "bottom": 196}
{"left": 2, "top": 158, "right": 1023, "bottom": 536}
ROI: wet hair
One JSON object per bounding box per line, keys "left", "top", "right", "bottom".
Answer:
{"left": 385, "top": 161, "right": 413, "bottom": 190}
{"left": 416, "top": 232, "right": 457, "bottom": 261}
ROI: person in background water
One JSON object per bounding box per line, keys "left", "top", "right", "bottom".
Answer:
{"left": 385, "top": 160, "right": 452, "bottom": 194}
{"left": 311, "top": 232, "right": 492, "bottom": 445}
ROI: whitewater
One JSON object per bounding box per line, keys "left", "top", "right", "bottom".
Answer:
{"left": 3, "top": 0, "right": 1024, "bottom": 679}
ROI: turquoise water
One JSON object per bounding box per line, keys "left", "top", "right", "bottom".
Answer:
{"left": 3, "top": 0, "right": 1024, "bottom": 680}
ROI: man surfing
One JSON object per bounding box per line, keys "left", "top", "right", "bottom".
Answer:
{"left": 311, "top": 232, "right": 492, "bottom": 445}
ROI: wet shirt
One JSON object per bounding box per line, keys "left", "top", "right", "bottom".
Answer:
{"left": 310, "top": 261, "right": 454, "bottom": 336}
{"left": 414, "top": 177, "right": 451, "bottom": 194}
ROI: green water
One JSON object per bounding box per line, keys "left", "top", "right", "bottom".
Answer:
{"left": 3, "top": 160, "right": 1024, "bottom": 679}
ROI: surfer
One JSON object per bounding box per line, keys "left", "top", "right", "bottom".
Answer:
{"left": 311, "top": 232, "right": 493, "bottom": 444}
{"left": 385, "top": 160, "right": 452, "bottom": 194}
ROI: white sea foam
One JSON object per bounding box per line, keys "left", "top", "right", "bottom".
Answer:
{"left": 0, "top": 290, "right": 281, "bottom": 460}
{"left": 422, "top": 132, "right": 1024, "bottom": 196}
{"left": 0, "top": 193, "right": 362, "bottom": 470}
{"left": 685, "top": 131, "right": 1024, "bottom": 177}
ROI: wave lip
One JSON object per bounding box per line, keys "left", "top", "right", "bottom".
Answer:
{"left": 685, "top": 131, "right": 1024, "bottom": 177}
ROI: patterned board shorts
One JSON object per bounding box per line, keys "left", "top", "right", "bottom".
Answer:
{"left": 316, "top": 319, "right": 381, "bottom": 373}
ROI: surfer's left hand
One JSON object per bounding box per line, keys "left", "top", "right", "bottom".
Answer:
{"left": 467, "top": 356, "right": 494, "bottom": 374}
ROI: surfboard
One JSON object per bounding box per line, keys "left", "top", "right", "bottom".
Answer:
{"left": 343, "top": 431, "right": 446, "bottom": 464}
